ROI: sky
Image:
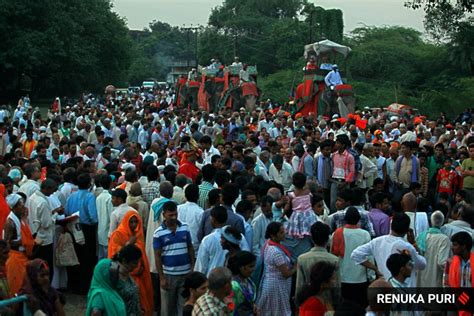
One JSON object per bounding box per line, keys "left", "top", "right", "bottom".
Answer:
{"left": 112, "top": 0, "right": 426, "bottom": 32}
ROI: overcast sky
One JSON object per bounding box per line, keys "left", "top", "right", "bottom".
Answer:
{"left": 112, "top": 0, "right": 425, "bottom": 33}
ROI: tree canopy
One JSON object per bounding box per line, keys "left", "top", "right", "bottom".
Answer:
{"left": 0, "top": 0, "right": 132, "bottom": 97}
{"left": 0, "top": 0, "right": 472, "bottom": 117}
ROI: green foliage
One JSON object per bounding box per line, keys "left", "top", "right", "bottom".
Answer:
{"left": 0, "top": 0, "right": 132, "bottom": 96}
{"left": 259, "top": 69, "right": 300, "bottom": 102}
{"left": 346, "top": 26, "right": 473, "bottom": 116}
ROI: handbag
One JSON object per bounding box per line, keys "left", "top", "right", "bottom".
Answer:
{"left": 67, "top": 217, "right": 85, "bottom": 245}
{"left": 55, "top": 232, "right": 79, "bottom": 267}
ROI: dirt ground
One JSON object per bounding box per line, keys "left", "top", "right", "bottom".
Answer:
{"left": 63, "top": 293, "right": 87, "bottom": 315}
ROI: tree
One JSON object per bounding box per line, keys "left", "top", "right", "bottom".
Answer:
{"left": 404, "top": 0, "right": 472, "bottom": 41}
{"left": 0, "top": 0, "right": 132, "bottom": 97}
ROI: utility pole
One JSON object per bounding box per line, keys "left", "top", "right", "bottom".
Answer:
{"left": 233, "top": 30, "right": 237, "bottom": 58}
{"left": 182, "top": 25, "right": 200, "bottom": 70}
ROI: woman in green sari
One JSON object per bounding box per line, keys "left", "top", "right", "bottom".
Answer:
{"left": 87, "top": 245, "right": 142, "bottom": 316}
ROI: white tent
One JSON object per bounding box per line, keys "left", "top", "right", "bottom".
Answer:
{"left": 304, "top": 39, "right": 352, "bottom": 59}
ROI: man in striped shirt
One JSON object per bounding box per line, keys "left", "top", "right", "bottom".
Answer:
{"left": 154, "top": 201, "right": 195, "bottom": 316}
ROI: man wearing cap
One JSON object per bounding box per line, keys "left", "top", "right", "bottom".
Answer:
{"left": 324, "top": 64, "right": 343, "bottom": 90}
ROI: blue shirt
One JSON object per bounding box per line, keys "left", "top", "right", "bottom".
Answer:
{"left": 65, "top": 189, "right": 98, "bottom": 225}
{"left": 324, "top": 70, "right": 343, "bottom": 87}
{"left": 153, "top": 221, "right": 192, "bottom": 275}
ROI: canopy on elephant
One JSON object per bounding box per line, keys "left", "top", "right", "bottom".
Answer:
{"left": 304, "top": 39, "right": 352, "bottom": 59}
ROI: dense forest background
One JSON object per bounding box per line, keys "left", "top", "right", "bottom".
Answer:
{"left": 0, "top": 0, "right": 472, "bottom": 115}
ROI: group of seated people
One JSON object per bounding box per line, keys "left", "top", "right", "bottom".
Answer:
{"left": 305, "top": 55, "right": 343, "bottom": 91}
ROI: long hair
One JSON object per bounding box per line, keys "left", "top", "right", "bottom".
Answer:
{"left": 296, "top": 261, "right": 336, "bottom": 306}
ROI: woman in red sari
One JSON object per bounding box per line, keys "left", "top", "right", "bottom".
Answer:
{"left": 108, "top": 211, "right": 154, "bottom": 316}
{"left": 297, "top": 261, "right": 337, "bottom": 316}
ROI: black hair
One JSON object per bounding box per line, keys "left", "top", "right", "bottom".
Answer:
{"left": 208, "top": 189, "right": 221, "bottom": 206}
{"left": 344, "top": 207, "right": 361, "bottom": 225}
{"left": 185, "top": 184, "right": 199, "bottom": 203}
{"left": 391, "top": 212, "right": 411, "bottom": 236}
{"left": 297, "top": 261, "right": 336, "bottom": 306}
{"left": 373, "top": 178, "right": 384, "bottom": 187}
{"left": 409, "top": 182, "right": 421, "bottom": 190}
{"left": 369, "top": 192, "right": 387, "bottom": 208}
{"left": 320, "top": 139, "right": 334, "bottom": 150}
{"left": 311, "top": 194, "right": 324, "bottom": 206}
{"left": 386, "top": 253, "right": 411, "bottom": 277}
{"left": 77, "top": 173, "right": 92, "bottom": 190}
{"left": 227, "top": 251, "right": 256, "bottom": 276}
{"left": 337, "top": 188, "right": 353, "bottom": 204}
{"left": 113, "top": 243, "right": 142, "bottom": 263}
{"left": 100, "top": 174, "right": 112, "bottom": 190}
{"left": 222, "top": 183, "right": 239, "bottom": 205}
{"left": 451, "top": 231, "right": 473, "bottom": 250}
{"left": 181, "top": 272, "right": 207, "bottom": 299}
{"left": 162, "top": 201, "right": 177, "bottom": 213}
{"left": 236, "top": 200, "right": 253, "bottom": 217}
{"left": 210, "top": 206, "right": 228, "bottom": 224}
{"left": 215, "top": 170, "right": 230, "bottom": 187}
{"left": 260, "top": 195, "right": 274, "bottom": 207}
{"left": 264, "top": 222, "right": 283, "bottom": 239}
{"left": 292, "top": 172, "right": 306, "bottom": 189}
{"left": 146, "top": 165, "right": 159, "bottom": 181}
{"left": 201, "top": 164, "right": 216, "bottom": 183}
{"left": 310, "top": 222, "right": 330, "bottom": 246}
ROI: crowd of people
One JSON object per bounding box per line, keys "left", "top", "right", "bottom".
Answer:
{"left": 0, "top": 90, "right": 472, "bottom": 316}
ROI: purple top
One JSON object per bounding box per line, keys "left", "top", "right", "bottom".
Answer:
{"left": 368, "top": 208, "right": 391, "bottom": 237}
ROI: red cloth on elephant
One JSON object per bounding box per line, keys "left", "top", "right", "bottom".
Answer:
{"left": 302, "top": 79, "right": 314, "bottom": 103}
{"left": 188, "top": 80, "right": 200, "bottom": 87}
{"left": 241, "top": 82, "right": 258, "bottom": 97}
{"left": 198, "top": 75, "right": 208, "bottom": 111}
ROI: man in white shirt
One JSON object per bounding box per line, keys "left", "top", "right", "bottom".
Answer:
{"left": 268, "top": 154, "right": 293, "bottom": 192}
{"left": 251, "top": 196, "right": 273, "bottom": 256}
{"left": 26, "top": 179, "right": 60, "bottom": 279}
{"left": 96, "top": 175, "right": 113, "bottom": 259}
{"left": 195, "top": 206, "right": 249, "bottom": 276}
{"left": 18, "top": 164, "right": 41, "bottom": 197}
{"left": 402, "top": 192, "right": 428, "bottom": 238}
{"left": 177, "top": 184, "right": 204, "bottom": 252}
{"left": 108, "top": 188, "right": 138, "bottom": 236}
{"left": 198, "top": 135, "right": 220, "bottom": 167}
{"left": 399, "top": 123, "right": 417, "bottom": 143}
{"left": 351, "top": 212, "right": 426, "bottom": 287}
{"left": 235, "top": 200, "right": 254, "bottom": 248}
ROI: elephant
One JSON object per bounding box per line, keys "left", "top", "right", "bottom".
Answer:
{"left": 320, "top": 85, "right": 356, "bottom": 118}
{"left": 177, "top": 82, "right": 199, "bottom": 110}
{"left": 226, "top": 82, "right": 259, "bottom": 112}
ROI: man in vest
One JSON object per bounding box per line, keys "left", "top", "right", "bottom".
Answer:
{"left": 445, "top": 231, "right": 473, "bottom": 316}
{"left": 445, "top": 231, "right": 473, "bottom": 288}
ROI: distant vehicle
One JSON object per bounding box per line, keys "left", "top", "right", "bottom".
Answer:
{"left": 128, "top": 86, "right": 140, "bottom": 94}
{"left": 157, "top": 82, "right": 169, "bottom": 90}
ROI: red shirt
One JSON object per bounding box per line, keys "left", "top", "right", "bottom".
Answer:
{"left": 178, "top": 162, "right": 200, "bottom": 183}
{"left": 436, "top": 168, "right": 458, "bottom": 194}
{"left": 299, "top": 296, "right": 327, "bottom": 316}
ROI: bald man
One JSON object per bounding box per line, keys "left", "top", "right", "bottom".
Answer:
{"left": 401, "top": 192, "right": 428, "bottom": 237}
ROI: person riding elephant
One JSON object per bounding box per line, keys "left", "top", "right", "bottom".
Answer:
{"left": 324, "top": 65, "right": 343, "bottom": 91}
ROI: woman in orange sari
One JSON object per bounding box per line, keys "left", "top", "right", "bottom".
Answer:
{"left": 108, "top": 211, "right": 154, "bottom": 316}
{"left": 3, "top": 193, "right": 35, "bottom": 296}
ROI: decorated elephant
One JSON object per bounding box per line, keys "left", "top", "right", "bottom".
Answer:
{"left": 177, "top": 79, "right": 200, "bottom": 110}
{"left": 227, "top": 82, "right": 259, "bottom": 112}
{"left": 320, "top": 84, "right": 356, "bottom": 118}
